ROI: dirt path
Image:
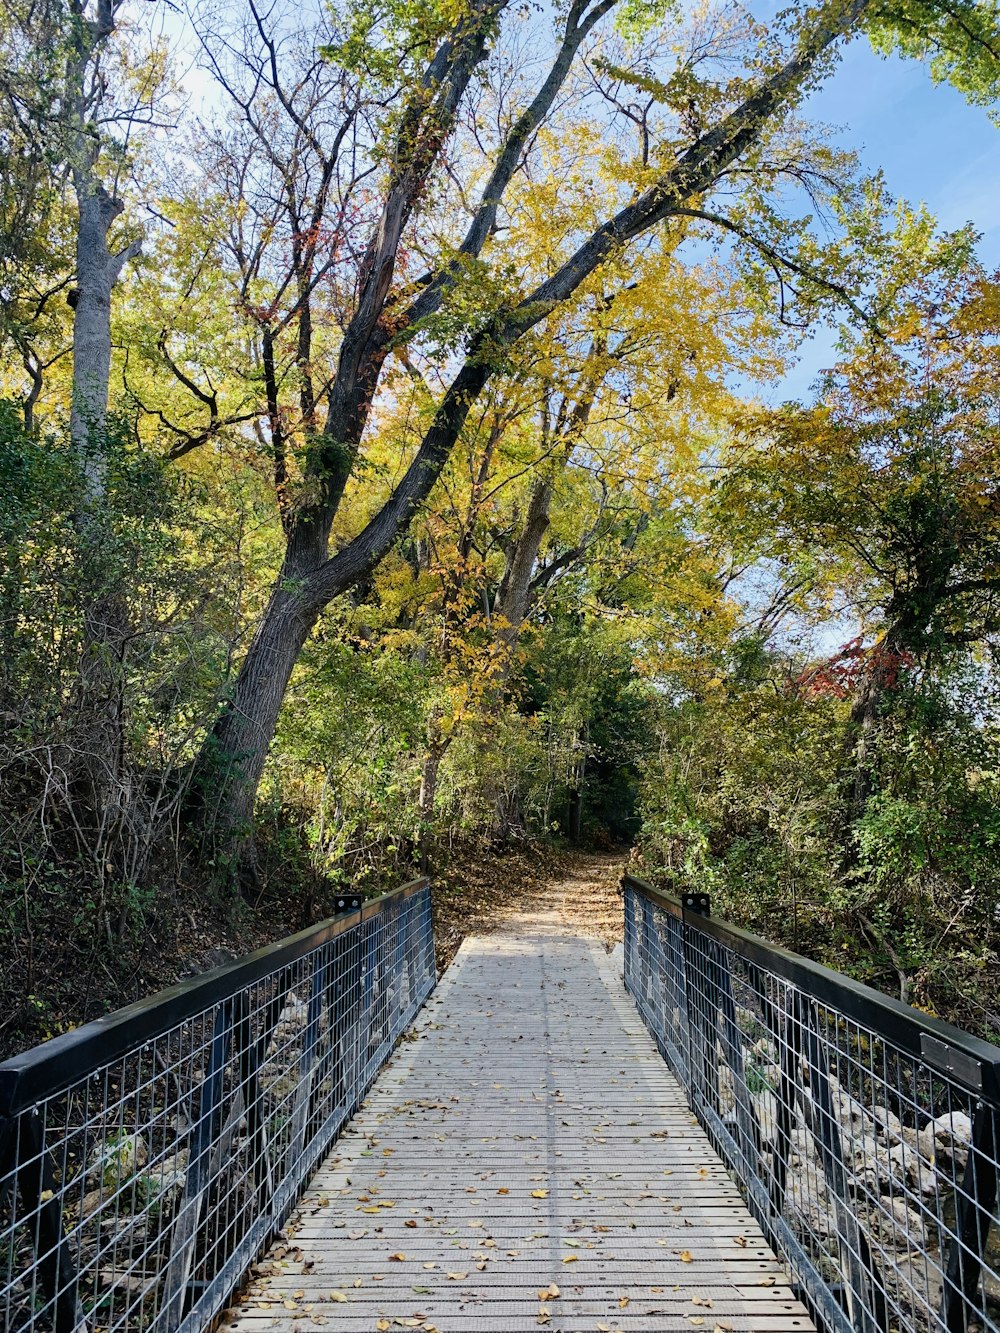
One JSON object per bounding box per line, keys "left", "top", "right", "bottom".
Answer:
{"left": 494, "top": 851, "right": 625, "bottom": 941}
{"left": 432, "top": 848, "right": 625, "bottom": 971}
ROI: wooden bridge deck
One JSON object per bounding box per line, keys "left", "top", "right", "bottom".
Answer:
{"left": 229, "top": 923, "right": 817, "bottom": 1332}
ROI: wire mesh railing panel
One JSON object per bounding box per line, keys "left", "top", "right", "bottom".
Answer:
{"left": 0, "top": 879, "right": 435, "bottom": 1333}
{"left": 623, "top": 877, "right": 1000, "bottom": 1333}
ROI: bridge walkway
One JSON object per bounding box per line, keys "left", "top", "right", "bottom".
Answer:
{"left": 228, "top": 917, "right": 817, "bottom": 1333}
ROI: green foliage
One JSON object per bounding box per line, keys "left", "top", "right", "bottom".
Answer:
{"left": 637, "top": 655, "right": 1000, "bottom": 1030}
{"left": 524, "top": 612, "right": 656, "bottom": 844}
{"left": 271, "top": 637, "right": 428, "bottom": 885}
{"left": 0, "top": 404, "right": 247, "bottom": 1037}
{"left": 637, "top": 269, "right": 1000, "bottom": 1034}
{"left": 323, "top": 0, "right": 476, "bottom": 85}
{"left": 613, "top": 0, "right": 680, "bottom": 42}
{"left": 867, "top": 0, "right": 1000, "bottom": 117}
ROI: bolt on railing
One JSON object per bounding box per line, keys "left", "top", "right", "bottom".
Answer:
{"left": 623, "top": 875, "right": 1000, "bottom": 1333}
{"left": 0, "top": 879, "right": 436, "bottom": 1333}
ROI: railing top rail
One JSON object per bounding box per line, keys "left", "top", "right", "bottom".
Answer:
{"left": 623, "top": 873, "right": 1000, "bottom": 1102}
{"left": 0, "top": 876, "right": 430, "bottom": 1117}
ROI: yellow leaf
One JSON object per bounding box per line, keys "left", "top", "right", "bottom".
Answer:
{"left": 680, "top": 1250, "right": 693, "bottom": 1263}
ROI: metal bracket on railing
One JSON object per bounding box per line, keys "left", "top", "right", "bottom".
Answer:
{"left": 334, "top": 894, "right": 363, "bottom": 913}
{"left": 921, "top": 1034, "right": 984, "bottom": 1095}
{"left": 682, "top": 892, "right": 711, "bottom": 917}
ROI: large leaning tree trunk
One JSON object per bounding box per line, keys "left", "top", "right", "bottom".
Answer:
{"left": 194, "top": 0, "right": 872, "bottom": 845}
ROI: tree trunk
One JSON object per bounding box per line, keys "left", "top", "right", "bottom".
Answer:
{"left": 65, "top": 21, "right": 141, "bottom": 811}
{"left": 567, "top": 783, "right": 583, "bottom": 844}
{"left": 71, "top": 186, "right": 122, "bottom": 493}
{"left": 496, "top": 475, "right": 553, "bottom": 653}
{"left": 417, "top": 729, "right": 450, "bottom": 871}
{"left": 197, "top": 582, "right": 319, "bottom": 844}
{"left": 72, "top": 187, "right": 134, "bottom": 745}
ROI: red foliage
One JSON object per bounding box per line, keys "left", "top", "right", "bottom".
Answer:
{"left": 791, "top": 637, "right": 914, "bottom": 700}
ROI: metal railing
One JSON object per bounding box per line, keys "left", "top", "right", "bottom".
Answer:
{"left": 0, "top": 878, "right": 436, "bottom": 1333}
{"left": 623, "top": 875, "right": 1000, "bottom": 1333}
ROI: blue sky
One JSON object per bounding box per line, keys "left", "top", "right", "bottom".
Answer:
{"left": 773, "top": 34, "right": 1000, "bottom": 399}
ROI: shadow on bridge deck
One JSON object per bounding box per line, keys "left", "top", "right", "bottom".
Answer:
{"left": 228, "top": 923, "right": 815, "bottom": 1333}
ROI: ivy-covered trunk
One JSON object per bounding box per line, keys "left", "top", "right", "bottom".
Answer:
{"left": 65, "top": 7, "right": 141, "bottom": 811}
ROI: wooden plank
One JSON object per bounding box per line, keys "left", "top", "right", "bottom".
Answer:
{"left": 228, "top": 924, "right": 817, "bottom": 1333}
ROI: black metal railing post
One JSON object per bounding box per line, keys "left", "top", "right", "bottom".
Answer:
{"left": 681, "top": 892, "right": 716, "bottom": 1117}
{"left": 156, "top": 999, "right": 234, "bottom": 1333}
{"left": 943, "top": 1102, "right": 1000, "bottom": 1332}
{"left": 795, "top": 992, "right": 889, "bottom": 1333}
{"left": 623, "top": 884, "right": 637, "bottom": 998}
{"left": 1, "top": 1109, "right": 85, "bottom": 1333}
